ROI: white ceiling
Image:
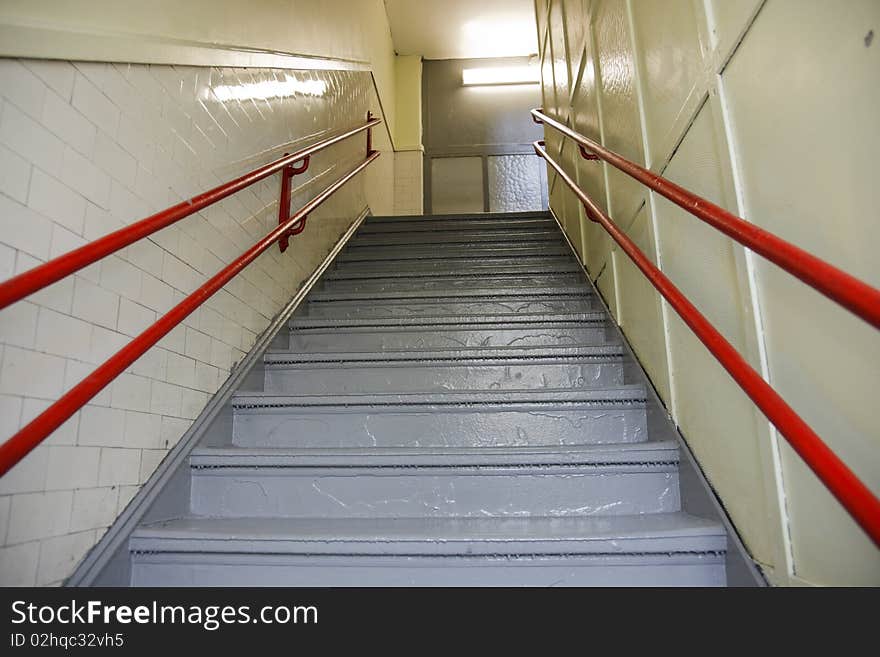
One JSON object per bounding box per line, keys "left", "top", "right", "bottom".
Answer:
{"left": 384, "top": 0, "right": 538, "bottom": 60}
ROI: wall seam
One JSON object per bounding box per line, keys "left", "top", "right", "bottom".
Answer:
{"left": 623, "top": 0, "right": 674, "bottom": 409}
{"left": 714, "top": 68, "right": 794, "bottom": 583}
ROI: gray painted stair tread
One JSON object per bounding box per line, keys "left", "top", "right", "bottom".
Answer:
{"left": 190, "top": 440, "right": 678, "bottom": 467}
{"left": 338, "top": 246, "right": 571, "bottom": 262}
{"left": 308, "top": 286, "right": 591, "bottom": 301}
{"left": 360, "top": 220, "right": 555, "bottom": 233}
{"left": 125, "top": 210, "right": 729, "bottom": 586}
{"left": 289, "top": 311, "right": 607, "bottom": 328}
{"left": 264, "top": 344, "right": 626, "bottom": 363}
{"left": 232, "top": 385, "right": 646, "bottom": 407}
{"left": 131, "top": 513, "right": 725, "bottom": 555}
{"left": 261, "top": 346, "right": 628, "bottom": 394}
{"left": 364, "top": 211, "right": 549, "bottom": 224}
{"left": 351, "top": 230, "right": 563, "bottom": 245}
{"left": 320, "top": 274, "right": 586, "bottom": 291}
{"left": 348, "top": 234, "right": 565, "bottom": 247}
{"left": 301, "top": 298, "right": 596, "bottom": 318}
{"left": 333, "top": 255, "right": 571, "bottom": 266}
{"left": 327, "top": 262, "right": 583, "bottom": 278}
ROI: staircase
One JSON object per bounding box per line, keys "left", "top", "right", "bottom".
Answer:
{"left": 128, "top": 211, "right": 727, "bottom": 586}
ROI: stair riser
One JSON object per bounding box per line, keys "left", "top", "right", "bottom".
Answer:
{"left": 338, "top": 246, "right": 570, "bottom": 262}
{"left": 311, "top": 287, "right": 590, "bottom": 301}
{"left": 351, "top": 231, "right": 563, "bottom": 246}
{"left": 130, "top": 556, "right": 725, "bottom": 587}
{"left": 288, "top": 326, "right": 613, "bottom": 352}
{"left": 263, "top": 362, "right": 625, "bottom": 394}
{"left": 328, "top": 262, "right": 582, "bottom": 279}
{"left": 231, "top": 406, "right": 648, "bottom": 448}
{"left": 300, "top": 298, "right": 596, "bottom": 318}
{"left": 190, "top": 468, "right": 679, "bottom": 518}
{"left": 320, "top": 274, "right": 586, "bottom": 293}
{"left": 359, "top": 219, "right": 555, "bottom": 234}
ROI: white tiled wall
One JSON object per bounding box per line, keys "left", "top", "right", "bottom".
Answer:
{"left": 0, "top": 58, "right": 387, "bottom": 585}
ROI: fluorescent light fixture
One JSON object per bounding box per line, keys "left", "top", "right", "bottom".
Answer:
{"left": 212, "top": 76, "right": 328, "bottom": 101}
{"left": 462, "top": 65, "right": 540, "bottom": 86}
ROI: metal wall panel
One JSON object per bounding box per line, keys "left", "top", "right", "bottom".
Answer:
{"left": 612, "top": 204, "right": 670, "bottom": 401}
{"left": 430, "top": 156, "right": 484, "bottom": 215}
{"left": 722, "top": 0, "right": 880, "bottom": 585}
{"left": 630, "top": 0, "right": 708, "bottom": 168}
{"left": 654, "top": 99, "right": 778, "bottom": 565}
{"left": 592, "top": 0, "right": 646, "bottom": 229}
{"left": 538, "top": 0, "right": 880, "bottom": 584}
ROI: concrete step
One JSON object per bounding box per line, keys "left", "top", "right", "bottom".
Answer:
{"left": 129, "top": 513, "right": 727, "bottom": 586}
{"left": 287, "top": 313, "right": 615, "bottom": 352}
{"left": 337, "top": 244, "right": 571, "bottom": 263}
{"left": 230, "top": 386, "right": 648, "bottom": 448}
{"left": 319, "top": 272, "right": 587, "bottom": 293}
{"left": 262, "top": 345, "right": 627, "bottom": 394}
{"left": 300, "top": 295, "right": 597, "bottom": 319}
{"left": 351, "top": 228, "right": 563, "bottom": 246}
{"left": 189, "top": 441, "right": 680, "bottom": 518}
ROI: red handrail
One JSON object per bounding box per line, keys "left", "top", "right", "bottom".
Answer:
{"left": 533, "top": 139, "right": 880, "bottom": 547}
{"left": 0, "top": 119, "right": 381, "bottom": 476}
{"left": 532, "top": 108, "right": 880, "bottom": 330}
{"left": 0, "top": 117, "right": 381, "bottom": 311}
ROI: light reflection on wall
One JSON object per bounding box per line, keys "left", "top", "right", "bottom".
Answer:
{"left": 211, "top": 75, "right": 328, "bottom": 102}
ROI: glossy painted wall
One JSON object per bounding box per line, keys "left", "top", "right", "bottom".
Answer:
{"left": 537, "top": 0, "right": 880, "bottom": 585}
{"left": 393, "top": 55, "right": 424, "bottom": 215}
{"left": 0, "top": 0, "right": 398, "bottom": 136}
{"left": 0, "top": 60, "right": 384, "bottom": 585}
{"left": 0, "top": 0, "right": 409, "bottom": 214}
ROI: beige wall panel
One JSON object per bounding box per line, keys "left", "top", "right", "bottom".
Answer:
{"left": 549, "top": 0, "right": 572, "bottom": 123}
{"left": 723, "top": 0, "right": 880, "bottom": 584}
{"left": 562, "top": 0, "right": 588, "bottom": 91}
{"left": 536, "top": 0, "right": 551, "bottom": 53}
{"left": 706, "top": 0, "right": 763, "bottom": 61}
{"left": 549, "top": 170, "right": 567, "bottom": 230}
{"left": 560, "top": 144, "right": 586, "bottom": 261}
{"left": 540, "top": 35, "right": 556, "bottom": 116}
{"left": 596, "top": 250, "right": 618, "bottom": 318}
{"left": 654, "top": 100, "right": 778, "bottom": 565}
{"left": 613, "top": 206, "right": 670, "bottom": 400}
{"left": 630, "top": 0, "right": 707, "bottom": 168}
{"left": 592, "top": 0, "right": 645, "bottom": 227}
{"left": 573, "top": 12, "right": 614, "bottom": 278}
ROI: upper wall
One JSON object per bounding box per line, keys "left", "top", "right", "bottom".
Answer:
{"left": 537, "top": 0, "right": 880, "bottom": 586}
{"left": 394, "top": 55, "right": 423, "bottom": 151}
{"left": 0, "top": 0, "right": 398, "bottom": 143}
{"left": 422, "top": 57, "right": 546, "bottom": 214}
{"left": 422, "top": 57, "right": 543, "bottom": 154}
